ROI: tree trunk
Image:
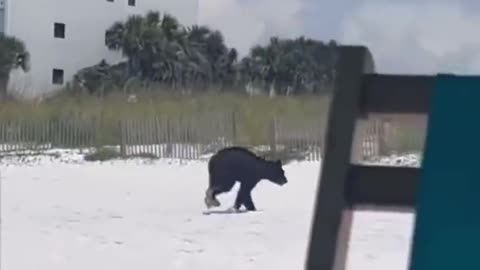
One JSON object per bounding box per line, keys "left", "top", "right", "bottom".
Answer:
{"left": 0, "top": 74, "right": 9, "bottom": 101}
{"left": 268, "top": 80, "right": 276, "bottom": 98}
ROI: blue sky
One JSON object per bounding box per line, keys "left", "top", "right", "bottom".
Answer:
{"left": 199, "top": 0, "right": 480, "bottom": 74}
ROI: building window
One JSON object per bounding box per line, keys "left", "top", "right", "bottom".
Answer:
{"left": 107, "top": 0, "right": 114, "bottom": 2}
{"left": 128, "top": 0, "right": 135, "bottom": 6}
{"left": 54, "top": 23, "right": 65, "bottom": 38}
{"left": 52, "top": 69, "right": 64, "bottom": 85}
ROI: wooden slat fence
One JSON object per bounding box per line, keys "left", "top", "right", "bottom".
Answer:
{"left": 0, "top": 118, "right": 96, "bottom": 152}
{"left": 352, "top": 116, "right": 426, "bottom": 163}
{"left": 274, "top": 117, "right": 326, "bottom": 161}
{"left": 0, "top": 112, "right": 425, "bottom": 161}
{"left": 121, "top": 113, "right": 235, "bottom": 159}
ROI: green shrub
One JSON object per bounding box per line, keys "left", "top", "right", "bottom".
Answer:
{"left": 84, "top": 147, "right": 121, "bottom": 161}
{"left": 130, "top": 152, "right": 158, "bottom": 159}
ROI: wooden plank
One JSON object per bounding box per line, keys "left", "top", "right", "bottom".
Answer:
{"left": 305, "top": 45, "right": 375, "bottom": 270}
{"left": 361, "top": 74, "right": 434, "bottom": 115}
{"left": 148, "top": 118, "right": 154, "bottom": 156}
{"left": 409, "top": 75, "right": 480, "bottom": 270}
{"left": 346, "top": 165, "right": 418, "bottom": 208}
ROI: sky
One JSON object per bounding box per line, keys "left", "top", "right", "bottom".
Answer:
{"left": 198, "top": 0, "right": 480, "bottom": 75}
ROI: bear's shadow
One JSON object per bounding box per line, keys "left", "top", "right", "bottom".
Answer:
{"left": 202, "top": 208, "right": 263, "bottom": 215}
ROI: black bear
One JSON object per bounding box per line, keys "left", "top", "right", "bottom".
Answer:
{"left": 204, "top": 146, "right": 288, "bottom": 211}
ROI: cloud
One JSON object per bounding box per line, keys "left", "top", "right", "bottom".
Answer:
{"left": 198, "top": 0, "right": 306, "bottom": 56}
{"left": 340, "top": 0, "right": 480, "bottom": 74}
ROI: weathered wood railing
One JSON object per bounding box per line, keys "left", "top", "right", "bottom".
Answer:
{"left": 305, "top": 46, "right": 430, "bottom": 270}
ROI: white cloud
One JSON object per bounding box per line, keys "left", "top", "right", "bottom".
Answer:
{"left": 198, "top": 0, "right": 306, "bottom": 56}
{"left": 340, "top": 0, "right": 480, "bottom": 74}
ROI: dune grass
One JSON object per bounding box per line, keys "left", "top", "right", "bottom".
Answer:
{"left": 0, "top": 92, "right": 331, "bottom": 146}
{"left": 0, "top": 91, "right": 425, "bottom": 155}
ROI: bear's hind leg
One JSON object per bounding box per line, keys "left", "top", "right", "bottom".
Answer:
{"left": 233, "top": 184, "right": 256, "bottom": 211}
{"left": 205, "top": 172, "right": 236, "bottom": 209}
{"left": 204, "top": 186, "right": 222, "bottom": 208}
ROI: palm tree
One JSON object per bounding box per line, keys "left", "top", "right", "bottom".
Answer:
{"left": 0, "top": 34, "right": 29, "bottom": 99}
{"left": 105, "top": 10, "right": 196, "bottom": 90}
{"left": 72, "top": 59, "right": 127, "bottom": 96}
{"left": 238, "top": 36, "right": 338, "bottom": 96}
{"left": 242, "top": 37, "right": 288, "bottom": 96}
{"left": 181, "top": 25, "right": 237, "bottom": 91}
{"left": 92, "top": 10, "right": 340, "bottom": 96}
{"left": 105, "top": 13, "right": 154, "bottom": 77}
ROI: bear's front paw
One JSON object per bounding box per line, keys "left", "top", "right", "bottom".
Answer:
{"left": 204, "top": 196, "right": 221, "bottom": 208}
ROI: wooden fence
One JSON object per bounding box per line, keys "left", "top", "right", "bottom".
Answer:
{"left": 0, "top": 112, "right": 425, "bottom": 162}
{"left": 120, "top": 113, "right": 236, "bottom": 159}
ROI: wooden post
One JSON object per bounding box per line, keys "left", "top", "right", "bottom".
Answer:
{"left": 119, "top": 120, "right": 126, "bottom": 157}
{"left": 231, "top": 110, "right": 237, "bottom": 146}
{"left": 351, "top": 119, "right": 367, "bottom": 163}
{"left": 166, "top": 118, "right": 172, "bottom": 158}
{"left": 377, "top": 118, "right": 388, "bottom": 156}
{"left": 305, "top": 46, "right": 375, "bottom": 270}
{"left": 269, "top": 118, "right": 277, "bottom": 160}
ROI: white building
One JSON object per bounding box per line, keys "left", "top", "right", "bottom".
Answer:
{"left": 1, "top": 0, "right": 198, "bottom": 100}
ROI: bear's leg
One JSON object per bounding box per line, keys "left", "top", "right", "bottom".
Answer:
{"left": 205, "top": 172, "right": 237, "bottom": 209}
{"left": 204, "top": 186, "right": 222, "bottom": 208}
{"left": 233, "top": 184, "right": 247, "bottom": 211}
{"left": 242, "top": 190, "right": 256, "bottom": 211}
{"left": 233, "top": 184, "right": 256, "bottom": 211}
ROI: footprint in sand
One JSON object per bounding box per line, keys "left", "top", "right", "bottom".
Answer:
{"left": 176, "top": 237, "right": 205, "bottom": 254}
